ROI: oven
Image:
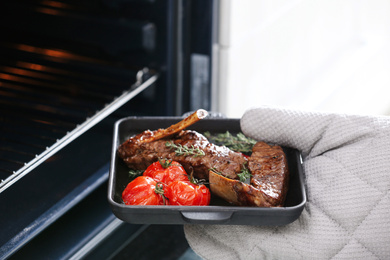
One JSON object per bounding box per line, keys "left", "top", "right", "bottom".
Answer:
{"left": 0, "top": 0, "right": 217, "bottom": 258}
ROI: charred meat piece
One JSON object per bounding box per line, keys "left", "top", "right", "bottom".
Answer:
{"left": 209, "top": 171, "right": 276, "bottom": 207}
{"left": 209, "top": 142, "right": 289, "bottom": 207}
{"left": 117, "top": 130, "right": 247, "bottom": 180}
{"left": 248, "top": 142, "right": 289, "bottom": 206}
{"left": 118, "top": 128, "right": 289, "bottom": 207}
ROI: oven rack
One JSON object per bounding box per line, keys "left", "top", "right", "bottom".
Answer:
{"left": 0, "top": 42, "right": 158, "bottom": 191}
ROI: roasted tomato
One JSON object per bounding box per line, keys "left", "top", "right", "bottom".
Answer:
{"left": 122, "top": 176, "right": 165, "bottom": 205}
{"left": 165, "top": 180, "right": 211, "bottom": 206}
{"left": 143, "top": 159, "right": 188, "bottom": 185}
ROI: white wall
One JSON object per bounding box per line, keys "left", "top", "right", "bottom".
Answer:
{"left": 216, "top": 0, "right": 390, "bottom": 118}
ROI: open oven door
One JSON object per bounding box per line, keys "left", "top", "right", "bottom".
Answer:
{"left": 0, "top": 0, "right": 216, "bottom": 259}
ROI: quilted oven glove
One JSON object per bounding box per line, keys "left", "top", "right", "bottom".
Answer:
{"left": 184, "top": 106, "right": 390, "bottom": 260}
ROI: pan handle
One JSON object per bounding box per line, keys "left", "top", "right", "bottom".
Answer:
{"left": 181, "top": 211, "right": 233, "bottom": 224}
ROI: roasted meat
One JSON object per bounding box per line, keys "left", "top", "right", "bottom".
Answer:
{"left": 248, "top": 142, "right": 289, "bottom": 206}
{"left": 209, "top": 142, "right": 289, "bottom": 207}
{"left": 118, "top": 128, "right": 290, "bottom": 207}
{"left": 118, "top": 130, "right": 248, "bottom": 180}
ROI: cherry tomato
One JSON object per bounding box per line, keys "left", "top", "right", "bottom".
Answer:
{"left": 122, "top": 176, "right": 165, "bottom": 205}
{"left": 165, "top": 180, "right": 211, "bottom": 206}
{"left": 143, "top": 159, "right": 188, "bottom": 185}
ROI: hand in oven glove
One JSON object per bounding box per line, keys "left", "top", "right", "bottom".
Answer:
{"left": 184, "top": 106, "right": 390, "bottom": 260}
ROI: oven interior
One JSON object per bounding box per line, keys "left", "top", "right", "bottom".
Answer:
{"left": 0, "top": 0, "right": 214, "bottom": 258}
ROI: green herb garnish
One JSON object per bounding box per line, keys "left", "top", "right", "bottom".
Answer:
{"left": 203, "top": 131, "right": 256, "bottom": 153}
{"left": 129, "top": 169, "right": 143, "bottom": 178}
{"left": 165, "top": 141, "right": 205, "bottom": 157}
{"left": 158, "top": 158, "right": 175, "bottom": 168}
{"left": 237, "top": 163, "right": 252, "bottom": 182}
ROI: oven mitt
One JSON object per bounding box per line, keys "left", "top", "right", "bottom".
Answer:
{"left": 184, "top": 106, "right": 390, "bottom": 260}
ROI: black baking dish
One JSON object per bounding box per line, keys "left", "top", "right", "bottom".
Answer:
{"left": 108, "top": 117, "right": 306, "bottom": 225}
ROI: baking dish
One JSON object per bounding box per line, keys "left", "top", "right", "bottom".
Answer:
{"left": 108, "top": 117, "right": 306, "bottom": 225}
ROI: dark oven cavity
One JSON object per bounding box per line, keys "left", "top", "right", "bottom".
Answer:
{"left": 0, "top": 0, "right": 215, "bottom": 259}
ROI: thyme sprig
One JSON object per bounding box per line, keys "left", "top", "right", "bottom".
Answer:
{"left": 237, "top": 163, "right": 252, "bottom": 183}
{"left": 203, "top": 131, "right": 256, "bottom": 153}
{"left": 158, "top": 157, "right": 182, "bottom": 169}
{"left": 165, "top": 141, "right": 205, "bottom": 157}
{"left": 210, "top": 164, "right": 252, "bottom": 183}
{"left": 128, "top": 169, "right": 143, "bottom": 179}
{"left": 154, "top": 182, "right": 167, "bottom": 205}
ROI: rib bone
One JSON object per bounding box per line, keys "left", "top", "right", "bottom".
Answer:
{"left": 137, "top": 109, "right": 208, "bottom": 144}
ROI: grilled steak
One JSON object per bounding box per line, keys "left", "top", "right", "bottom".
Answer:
{"left": 117, "top": 130, "right": 247, "bottom": 180}
{"left": 247, "top": 142, "right": 289, "bottom": 206}
{"left": 208, "top": 141, "right": 289, "bottom": 207}
{"left": 118, "top": 129, "right": 290, "bottom": 207}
